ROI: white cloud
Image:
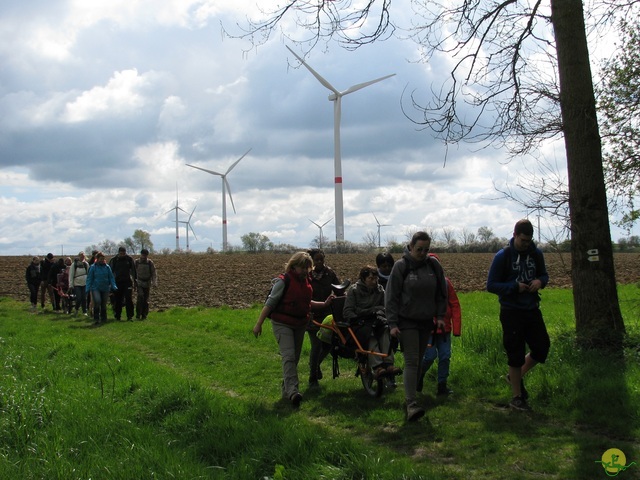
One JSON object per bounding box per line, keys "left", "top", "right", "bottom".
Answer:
{"left": 62, "top": 69, "right": 152, "bottom": 122}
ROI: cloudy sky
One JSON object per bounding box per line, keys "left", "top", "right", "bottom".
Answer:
{"left": 0, "top": 1, "right": 628, "bottom": 255}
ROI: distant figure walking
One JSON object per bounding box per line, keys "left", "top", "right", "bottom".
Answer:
{"left": 134, "top": 248, "right": 157, "bottom": 320}
{"left": 109, "top": 246, "right": 136, "bottom": 321}
{"left": 26, "top": 256, "right": 40, "bottom": 312}
{"left": 86, "top": 252, "right": 117, "bottom": 326}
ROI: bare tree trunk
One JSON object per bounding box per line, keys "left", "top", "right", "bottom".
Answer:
{"left": 551, "top": 0, "right": 625, "bottom": 349}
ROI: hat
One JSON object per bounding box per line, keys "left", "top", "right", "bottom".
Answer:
{"left": 140, "top": 248, "right": 149, "bottom": 255}
{"left": 118, "top": 246, "right": 126, "bottom": 253}
{"left": 78, "top": 251, "right": 85, "bottom": 256}
{"left": 46, "top": 253, "right": 54, "bottom": 259}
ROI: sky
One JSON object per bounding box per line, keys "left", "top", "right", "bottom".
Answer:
{"left": 0, "top": 1, "right": 630, "bottom": 255}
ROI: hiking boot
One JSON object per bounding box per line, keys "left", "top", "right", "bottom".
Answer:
{"left": 406, "top": 402, "right": 425, "bottom": 422}
{"left": 437, "top": 382, "right": 453, "bottom": 396}
{"left": 290, "top": 392, "right": 303, "bottom": 407}
{"left": 509, "top": 395, "right": 531, "bottom": 411}
{"left": 374, "top": 366, "right": 387, "bottom": 380}
{"left": 386, "top": 365, "right": 402, "bottom": 376}
{"left": 505, "top": 374, "right": 528, "bottom": 400}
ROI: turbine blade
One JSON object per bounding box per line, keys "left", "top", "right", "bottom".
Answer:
{"left": 189, "top": 223, "right": 197, "bottom": 240}
{"left": 225, "top": 178, "right": 237, "bottom": 214}
{"left": 341, "top": 74, "right": 395, "bottom": 96}
{"left": 321, "top": 219, "right": 331, "bottom": 227}
{"left": 286, "top": 46, "right": 339, "bottom": 96}
{"left": 188, "top": 205, "right": 197, "bottom": 222}
{"left": 309, "top": 219, "right": 321, "bottom": 228}
{"left": 226, "top": 148, "right": 252, "bottom": 174}
{"left": 186, "top": 164, "right": 223, "bottom": 176}
{"left": 373, "top": 212, "right": 380, "bottom": 225}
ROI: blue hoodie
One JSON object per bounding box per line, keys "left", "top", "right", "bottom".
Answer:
{"left": 86, "top": 262, "right": 117, "bottom": 293}
{"left": 486, "top": 237, "right": 548, "bottom": 310}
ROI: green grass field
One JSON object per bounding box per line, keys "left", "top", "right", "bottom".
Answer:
{"left": 0, "top": 286, "right": 639, "bottom": 479}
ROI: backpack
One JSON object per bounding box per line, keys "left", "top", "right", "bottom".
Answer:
{"left": 266, "top": 273, "right": 291, "bottom": 319}
{"left": 399, "top": 255, "right": 447, "bottom": 301}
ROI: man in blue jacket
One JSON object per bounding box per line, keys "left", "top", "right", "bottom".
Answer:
{"left": 487, "top": 219, "right": 550, "bottom": 411}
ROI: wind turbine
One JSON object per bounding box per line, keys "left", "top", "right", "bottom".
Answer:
{"left": 186, "top": 148, "right": 251, "bottom": 252}
{"left": 178, "top": 205, "right": 197, "bottom": 251}
{"left": 287, "top": 46, "right": 395, "bottom": 243}
{"left": 309, "top": 218, "right": 331, "bottom": 250}
{"left": 164, "top": 186, "right": 188, "bottom": 251}
{"left": 373, "top": 213, "right": 391, "bottom": 249}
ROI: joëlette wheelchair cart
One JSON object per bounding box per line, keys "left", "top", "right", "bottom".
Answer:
{"left": 314, "top": 282, "right": 401, "bottom": 398}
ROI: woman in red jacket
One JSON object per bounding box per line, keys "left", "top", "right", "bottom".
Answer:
{"left": 417, "top": 253, "right": 462, "bottom": 396}
{"left": 253, "top": 252, "right": 333, "bottom": 407}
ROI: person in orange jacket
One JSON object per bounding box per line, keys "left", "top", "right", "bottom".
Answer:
{"left": 417, "top": 253, "right": 462, "bottom": 396}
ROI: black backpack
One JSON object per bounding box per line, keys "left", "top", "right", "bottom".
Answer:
{"left": 399, "top": 255, "right": 447, "bottom": 301}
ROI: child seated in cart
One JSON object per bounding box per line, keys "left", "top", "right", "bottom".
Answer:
{"left": 343, "top": 266, "right": 401, "bottom": 379}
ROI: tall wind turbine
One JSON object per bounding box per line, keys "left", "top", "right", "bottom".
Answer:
{"left": 164, "top": 186, "right": 188, "bottom": 251}
{"left": 178, "top": 205, "right": 197, "bottom": 251}
{"left": 373, "top": 213, "right": 391, "bottom": 249}
{"left": 186, "top": 149, "right": 251, "bottom": 252}
{"left": 287, "top": 46, "right": 395, "bottom": 243}
{"left": 309, "top": 218, "right": 331, "bottom": 250}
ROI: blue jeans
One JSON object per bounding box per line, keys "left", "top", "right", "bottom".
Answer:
{"left": 421, "top": 332, "right": 452, "bottom": 384}
{"left": 91, "top": 290, "right": 110, "bottom": 323}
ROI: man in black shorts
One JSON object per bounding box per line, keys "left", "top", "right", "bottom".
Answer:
{"left": 487, "top": 219, "right": 550, "bottom": 410}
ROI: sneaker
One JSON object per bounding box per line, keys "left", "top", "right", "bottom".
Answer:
{"left": 505, "top": 374, "right": 528, "bottom": 400}
{"left": 509, "top": 395, "right": 531, "bottom": 411}
{"left": 406, "top": 402, "right": 425, "bottom": 422}
{"left": 290, "top": 392, "right": 303, "bottom": 407}
{"left": 437, "top": 382, "right": 453, "bottom": 396}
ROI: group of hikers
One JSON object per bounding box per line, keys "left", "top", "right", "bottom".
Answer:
{"left": 254, "top": 219, "right": 550, "bottom": 421}
{"left": 25, "top": 247, "right": 158, "bottom": 326}
{"left": 24, "top": 218, "right": 549, "bottom": 421}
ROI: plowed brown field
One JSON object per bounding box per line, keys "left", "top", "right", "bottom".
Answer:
{"left": 3, "top": 253, "right": 638, "bottom": 310}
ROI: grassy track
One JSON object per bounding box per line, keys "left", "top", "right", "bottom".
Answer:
{"left": 0, "top": 285, "right": 639, "bottom": 479}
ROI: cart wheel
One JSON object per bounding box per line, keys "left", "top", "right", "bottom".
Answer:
{"left": 359, "top": 364, "right": 384, "bottom": 397}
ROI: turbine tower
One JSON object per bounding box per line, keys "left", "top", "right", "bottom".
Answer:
{"left": 178, "top": 205, "right": 197, "bottom": 251}
{"left": 186, "top": 149, "right": 251, "bottom": 252}
{"left": 287, "top": 46, "right": 395, "bottom": 243}
{"left": 164, "top": 186, "right": 187, "bottom": 251}
{"left": 309, "top": 218, "right": 331, "bottom": 250}
{"left": 373, "top": 213, "right": 391, "bottom": 249}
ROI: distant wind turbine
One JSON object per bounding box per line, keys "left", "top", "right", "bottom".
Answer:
{"left": 287, "top": 46, "right": 395, "bottom": 243}
{"left": 164, "top": 186, "right": 188, "bottom": 251}
{"left": 373, "top": 213, "right": 391, "bottom": 249}
{"left": 309, "top": 218, "right": 331, "bottom": 250}
{"left": 178, "top": 205, "right": 197, "bottom": 251}
{"left": 186, "top": 149, "right": 251, "bottom": 252}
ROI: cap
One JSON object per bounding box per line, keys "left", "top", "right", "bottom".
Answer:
{"left": 118, "top": 246, "right": 126, "bottom": 253}
{"left": 46, "top": 253, "right": 54, "bottom": 259}
{"left": 140, "top": 248, "right": 149, "bottom": 255}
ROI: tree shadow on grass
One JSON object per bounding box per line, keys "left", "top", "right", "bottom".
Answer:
{"left": 572, "top": 344, "right": 638, "bottom": 479}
